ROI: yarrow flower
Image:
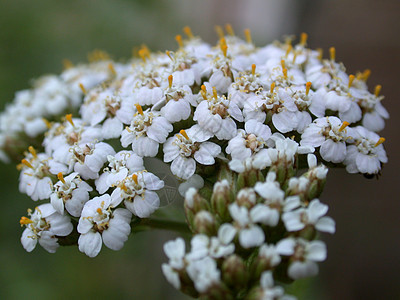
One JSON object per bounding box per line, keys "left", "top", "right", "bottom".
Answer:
{"left": 1, "top": 27, "right": 389, "bottom": 299}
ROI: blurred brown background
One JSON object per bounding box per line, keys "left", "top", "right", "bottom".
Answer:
{"left": 0, "top": 0, "right": 399, "bottom": 299}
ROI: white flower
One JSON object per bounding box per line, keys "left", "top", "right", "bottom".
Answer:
{"left": 194, "top": 88, "right": 242, "bottom": 140}
{"left": 276, "top": 238, "right": 327, "bottom": 279}
{"left": 186, "top": 256, "right": 221, "bottom": 293}
{"left": 20, "top": 203, "right": 73, "bottom": 253}
{"left": 19, "top": 151, "right": 67, "bottom": 201}
{"left": 344, "top": 126, "right": 387, "bottom": 174}
{"left": 301, "top": 116, "right": 350, "bottom": 163}
{"left": 282, "top": 199, "right": 335, "bottom": 234}
{"left": 77, "top": 194, "right": 132, "bottom": 257}
{"left": 72, "top": 142, "right": 116, "bottom": 180}
{"left": 120, "top": 106, "right": 173, "bottom": 157}
{"left": 163, "top": 125, "right": 220, "bottom": 180}
{"left": 111, "top": 171, "right": 164, "bottom": 218}
{"left": 259, "top": 271, "right": 295, "bottom": 300}
{"left": 95, "top": 150, "right": 144, "bottom": 194}
{"left": 226, "top": 120, "right": 271, "bottom": 160}
{"left": 50, "top": 172, "right": 93, "bottom": 217}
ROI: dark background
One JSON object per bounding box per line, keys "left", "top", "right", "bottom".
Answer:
{"left": 0, "top": 0, "right": 399, "bottom": 299}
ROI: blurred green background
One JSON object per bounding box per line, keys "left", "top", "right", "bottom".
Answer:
{"left": 1, "top": 0, "right": 399, "bottom": 299}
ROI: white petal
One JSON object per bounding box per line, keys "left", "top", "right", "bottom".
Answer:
{"left": 78, "top": 231, "right": 103, "bottom": 257}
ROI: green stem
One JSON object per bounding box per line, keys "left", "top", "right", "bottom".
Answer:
{"left": 132, "top": 218, "right": 191, "bottom": 235}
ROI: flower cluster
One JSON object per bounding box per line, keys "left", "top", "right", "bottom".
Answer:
{"left": 1, "top": 26, "right": 388, "bottom": 298}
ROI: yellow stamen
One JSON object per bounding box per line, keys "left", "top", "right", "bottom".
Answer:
{"left": 283, "top": 68, "right": 288, "bottom": 79}
{"left": 120, "top": 183, "right": 128, "bottom": 192}
{"left": 108, "top": 63, "right": 116, "bottom": 76}
{"left": 292, "top": 51, "right": 298, "bottom": 64}
{"left": 339, "top": 121, "right": 350, "bottom": 132}
{"left": 285, "top": 44, "right": 293, "bottom": 58}
{"left": 329, "top": 47, "right": 336, "bottom": 61}
{"left": 180, "top": 129, "right": 189, "bottom": 140}
{"left": 132, "top": 174, "right": 138, "bottom": 185}
{"left": 251, "top": 64, "right": 256, "bottom": 76}
{"left": 79, "top": 83, "right": 87, "bottom": 95}
{"left": 138, "top": 48, "right": 147, "bottom": 62}
{"left": 42, "top": 118, "right": 52, "bottom": 129}
{"left": 135, "top": 104, "right": 144, "bottom": 115}
{"left": 168, "top": 75, "right": 173, "bottom": 89}
{"left": 175, "top": 35, "right": 183, "bottom": 48}
{"left": 244, "top": 29, "right": 252, "bottom": 44}
{"left": 225, "top": 23, "right": 234, "bottom": 36}
{"left": 66, "top": 114, "right": 74, "bottom": 126}
{"left": 362, "top": 69, "right": 371, "bottom": 82}
{"left": 165, "top": 50, "right": 173, "bottom": 61}
{"left": 374, "top": 84, "right": 382, "bottom": 97}
{"left": 96, "top": 208, "right": 103, "bottom": 215}
{"left": 317, "top": 48, "right": 323, "bottom": 60}
{"left": 62, "top": 59, "right": 73, "bottom": 70}
{"left": 374, "top": 137, "right": 385, "bottom": 147}
{"left": 306, "top": 82, "right": 312, "bottom": 95}
{"left": 281, "top": 59, "right": 286, "bottom": 70}
{"left": 215, "top": 25, "right": 224, "bottom": 39}
{"left": 300, "top": 32, "right": 308, "bottom": 46}
{"left": 270, "top": 82, "right": 276, "bottom": 94}
{"left": 20, "top": 216, "right": 33, "bottom": 226}
{"left": 221, "top": 44, "right": 228, "bottom": 57}
{"left": 57, "top": 172, "right": 65, "bottom": 184}
{"left": 28, "top": 146, "right": 37, "bottom": 159}
{"left": 212, "top": 87, "right": 218, "bottom": 99}
{"left": 201, "top": 85, "right": 207, "bottom": 100}
{"left": 88, "top": 49, "right": 110, "bottom": 62}
{"left": 348, "top": 74, "right": 355, "bottom": 88}
{"left": 183, "top": 26, "right": 194, "bottom": 39}
{"left": 21, "top": 159, "right": 34, "bottom": 169}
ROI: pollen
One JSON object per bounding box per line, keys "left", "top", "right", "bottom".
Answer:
{"left": 212, "top": 87, "right": 218, "bottom": 99}
{"left": 283, "top": 68, "right": 288, "bottom": 79}
{"left": 215, "top": 25, "right": 224, "bottom": 39}
{"left": 251, "top": 64, "right": 256, "bottom": 76}
{"left": 300, "top": 32, "right": 308, "bottom": 46}
{"left": 270, "top": 82, "right": 276, "bottom": 94}
{"left": 201, "top": 85, "right": 207, "bottom": 100}
{"left": 175, "top": 35, "right": 183, "bottom": 48}
{"left": 79, "top": 83, "right": 87, "bottom": 95}
{"left": 96, "top": 208, "right": 103, "bottom": 215}
{"left": 132, "top": 173, "right": 138, "bottom": 184}
{"left": 225, "top": 23, "right": 234, "bottom": 36}
{"left": 374, "top": 85, "right": 382, "bottom": 97}
{"left": 57, "top": 172, "right": 66, "bottom": 184}
{"left": 306, "top": 82, "right": 312, "bottom": 95}
{"left": 180, "top": 129, "right": 190, "bottom": 140}
{"left": 21, "top": 159, "right": 34, "bottom": 169}
{"left": 285, "top": 44, "right": 293, "bottom": 58}
{"left": 168, "top": 75, "right": 173, "bottom": 89}
{"left": 348, "top": 75, "right": 355, "bottom": 88}
{"left": 28, "top": 146, "right": 37, "bottom": 159}
{"left": 20, "top": 216, "right": 33, "bottom": 226}
{"left": 66, "top": 114, "right": 75, "bottom": 126}
{"left": 281, "top": 59, "right": 286, "bottom": 70}
{"left": 183, "top": 26, "right": 194, "bottom": 39}
{"left": 329, "top": 47, "right": 336, "bottom": 61}
{"left": 244, "top": 28, "right": 252, "bottom": 44}
{"left": 338, "top": 121, "right": 350, "bottom": 132}
{"left": 135, "top": 104, "right": 144, "bottom": 115}
{"left": 62, "top": 59, "right": 73, "bottom": 70}
{"left": 108, "top": 63, "right": 117, "bottom": 76}
{"left": 42, "top": 118, "right": 52, "bottom": 129}
{"left": 221, "top": 44, "right": 228, "bottom": 57}
{"left": 374, "top": 137, "right": 385, "bottom": 147}
{"left": 166, "top": 50, "right": 173, "bottom": 61}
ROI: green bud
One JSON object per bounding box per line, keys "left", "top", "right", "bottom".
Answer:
{"left": 222, "top": 254, "right": 248, "bottom": 291}
{"left": 211, "top": 180, "right": 234, "bottom": 221}
{"left": 194, "top": 210, "right": 217, "bottom": 236}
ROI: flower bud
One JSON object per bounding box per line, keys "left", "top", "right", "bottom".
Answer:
{"left": 211, "top": 180, "right": 234, "bottom": 221}
{"left": 235, "top": 188, "right": 256, "bottom": 209}
{"left": 184, "top": 188, "right": 210, "bottom": 230}
{"left": 222, "top": 254, "right": 248, "bottom": 291}
{"left": 193, "top": 210, "right": 217, "bottom": 236}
